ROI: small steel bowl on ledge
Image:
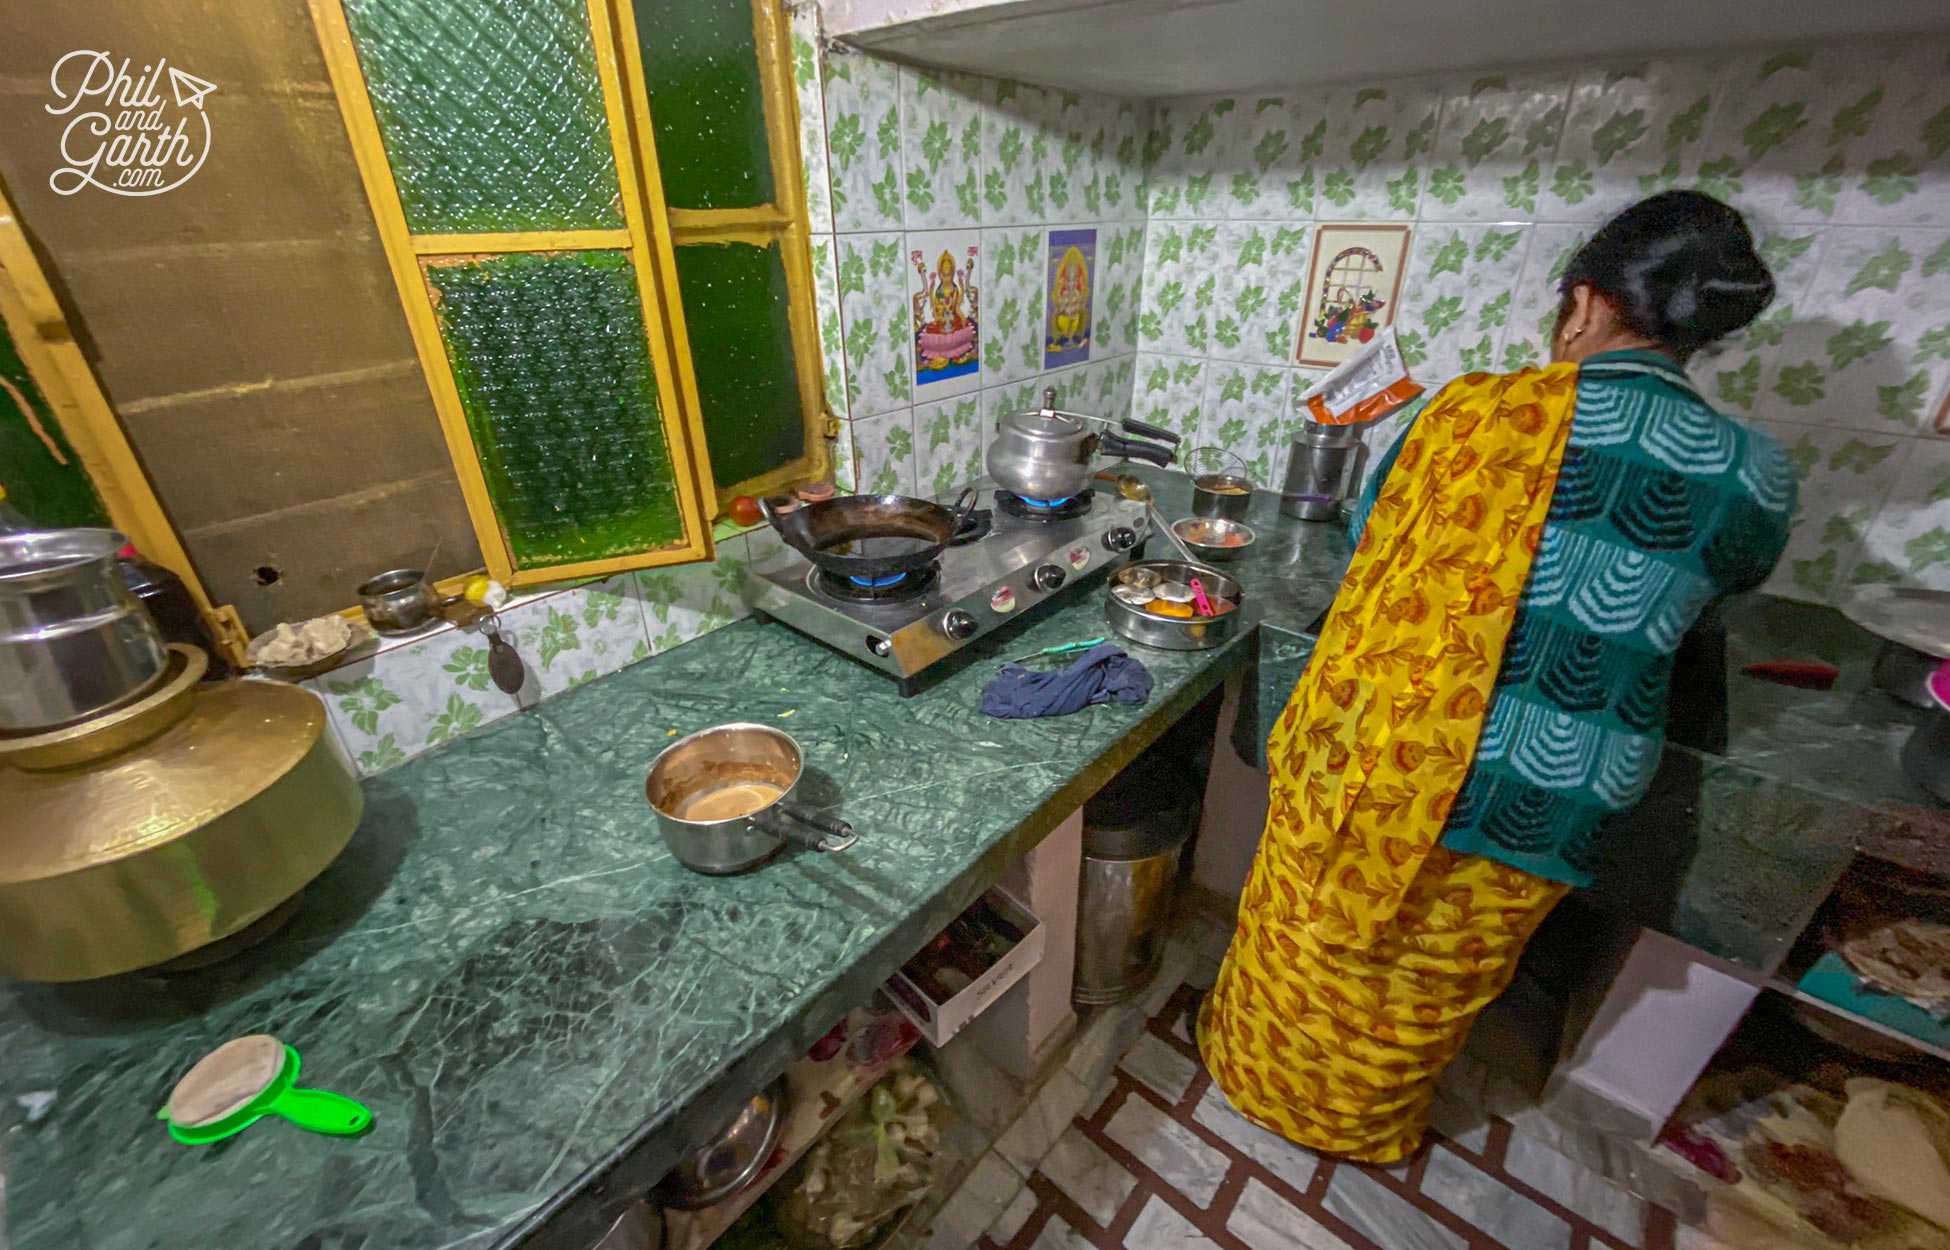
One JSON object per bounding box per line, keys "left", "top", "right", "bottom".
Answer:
{"left": 1170, "top": 516, "right": 1255, "bottom": 563}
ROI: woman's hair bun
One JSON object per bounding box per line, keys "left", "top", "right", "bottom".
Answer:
{"left": 1561, "top": 190, "right": 1775, "bottom": 350}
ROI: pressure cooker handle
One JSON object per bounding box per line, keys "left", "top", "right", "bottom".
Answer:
{"left": 1120, "top": 416, "right": 1182, "bottom": 445}
{"left": 1099, "top": 431, "right": 1177, "bottom": 469}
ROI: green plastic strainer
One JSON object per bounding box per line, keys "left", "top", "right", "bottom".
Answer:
{"left": 158, "top": 1034, "right": 373, "bottom": 1146}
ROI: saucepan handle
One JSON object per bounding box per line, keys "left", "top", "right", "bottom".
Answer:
{"left": 751, "top": 805, "right": 858, "bottom": 853}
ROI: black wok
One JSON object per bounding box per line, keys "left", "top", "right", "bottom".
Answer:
{"left": 761, "top": 487, "right": 977, "bottom": 579}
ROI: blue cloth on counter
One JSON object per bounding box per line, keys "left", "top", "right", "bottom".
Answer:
{"left": 980, "top": 643, "right": 1152, "bottom": 719}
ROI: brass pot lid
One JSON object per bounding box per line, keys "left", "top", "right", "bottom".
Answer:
{"left": 0, "top": 673, "right": 328, "bottom": 884}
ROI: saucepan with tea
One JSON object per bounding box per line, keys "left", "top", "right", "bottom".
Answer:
{"left": 646, "top": 723, "right": 856, "bottom": 874}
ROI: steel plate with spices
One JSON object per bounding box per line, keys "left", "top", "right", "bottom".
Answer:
{"left": 1103, "top": 560, "right": 1249, "bottom": 650}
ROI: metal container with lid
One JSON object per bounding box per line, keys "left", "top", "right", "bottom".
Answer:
{"left": 0, "top": 527, "right": 168, "bottom": 732}
{"left": 1074, "top": 763, "right": 1199, "bottom": 1005}
{"left": 1280, "top": 421, "right": 1363, "bottom": 521}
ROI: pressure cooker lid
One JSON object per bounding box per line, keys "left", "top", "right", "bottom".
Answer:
{"left": 997, "top": 406, "right": 1085, "bottom": 439}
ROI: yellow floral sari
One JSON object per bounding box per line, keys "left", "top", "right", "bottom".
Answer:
{"left": 1199, "top": 365, "right": 1580, "bottom": 1162}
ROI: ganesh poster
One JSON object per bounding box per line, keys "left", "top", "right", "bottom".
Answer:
{"left": 1044, "top": 228, "right": 1096, "bottom": 370}
{"left": 1295, "top": 224, "right": 1411, "bottom": 368}
{"left": 908, "top": 228, "right": 981, "bottom": 398}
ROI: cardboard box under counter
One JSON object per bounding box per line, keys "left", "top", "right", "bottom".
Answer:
{"left": 883, "top": 886, "right": 1046, "bottom": 1045}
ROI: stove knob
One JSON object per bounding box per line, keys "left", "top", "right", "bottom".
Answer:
{"left": 1031, "top": 563, "right": 1066, "bottom": 593}
{"left": 866, "top": 636, "right": 892, "bottom": 657}
{"left": 1103, "top": 526, "right": 1138, "bottom": 552}
{"left": 941, "top": 609, "right": 979, "bottom": 640}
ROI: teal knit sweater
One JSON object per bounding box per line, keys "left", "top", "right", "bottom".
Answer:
{"left": 1345, "top": 351, "right": 1797, "bottom": 886}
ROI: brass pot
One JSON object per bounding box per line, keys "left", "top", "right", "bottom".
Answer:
{"left": 0, "top": 645, "right": 363, "bottom": 981}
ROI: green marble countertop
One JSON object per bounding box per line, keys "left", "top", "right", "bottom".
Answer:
{"left": 0, "top": 471, "right": 1347, "bottom": 1250}
{"left": 1580, "top": 593, "right": 1948, "bottom": 973}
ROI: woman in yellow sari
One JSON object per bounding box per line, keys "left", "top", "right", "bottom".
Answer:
{"left": 1200, "top": 192, "right": 1798, "bottom": 1162}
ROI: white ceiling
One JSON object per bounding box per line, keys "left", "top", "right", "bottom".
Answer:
{"left": 825, "top": 0, "right": 1950, "bottom": 98}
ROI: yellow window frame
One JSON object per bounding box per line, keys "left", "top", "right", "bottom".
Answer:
{"left": 605, "top": 0, "right": 834, "bottom": 511}
{"left": 309, "top": 0, "right": 720, "bottom": 588}
{"left": 0, "top": 183, "right": 250, "bottom": 664}
{"left": 312, "top": 0, "right": 832, "bottom": 590}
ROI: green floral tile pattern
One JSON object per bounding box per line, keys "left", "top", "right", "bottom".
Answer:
{"left": 834, "top": 232, "right": 911, "bottom": 419}
{"left": 900, "top": 68, "right": 983, "bottom": 230}
{"left": 809, "top": 237, "right": 850, "bottom": 420}
{"left": 851, "top": 408, "right": 917, "bottom": 496}
{"left": 512, "top": 576, "right": 646, "bottom": 699}
{"left": 1095, "top": 222, "right": 1147, "bottom": 358}
{"left": 981, "top": 80, "right": 1053, "bottom": 227}
{"left": 1394, "top": 224, "right": 1534, "bottom": 380}
{"left": 1765, "top": 228, "right": 1950, "bottom": 433}
{"left": 1542, "top": 58, "right": 1721, "bottom": 222}
{"left": 1853, "top": 436, "right": 1950, "bottom": 591}
{"left": 822, "top": 49, "right": 904, "bottom": 233}
{"left": 789, "top": 6, "right": 833, "bottom": 234}
{"left": 1423, "top": 74, "right": 1570, "bottom": 222}
{"left": 1312, "top": 83, "right": 1441, "bottom": 222}
{"left": 914, "top": 394, "right": 985, "bottom": 497}
{"left": 635, "top": 557, "right": 748, "bottom": 655}
{"left": 1197, "top": 363, "right": 1293, "bottom": 486}
{"left": 309, "top": 619, "right": 535, "bottom": 774}
{"left": 1132, "top": 352, "right": 1206, "bottom": 444}
{"left": 980, "top": 225, "right": 1047, "bottom": 385}
{"left": 1758, "top": 420, "right": 1913, "bottom": 601}
{"left": 1145, "top": 96, "right": 1241, "bottom": 222}
{"left": 808, "top": 19, "right": 1152, "bottom": 512}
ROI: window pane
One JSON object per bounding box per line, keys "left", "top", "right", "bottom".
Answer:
{"left": 673, "top": 242, "right": 806, "bottom": 487}
{"left": 343, "top": 0, "right": 623, "bottom": 233}
{"left": 631, "top": 0, "right": 776, "bottom": 209}
{"left": 426, "top": 251, "right": 681, "bottom": 567}
{"left": 0, "top": 317, "right": 106, "bottom": 527}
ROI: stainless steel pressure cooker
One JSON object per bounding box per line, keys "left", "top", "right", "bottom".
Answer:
{"left": 987, "top": 387, "right": 1180, "bottom": 501}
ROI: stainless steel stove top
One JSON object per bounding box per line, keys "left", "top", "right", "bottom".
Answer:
{"left": 743, "top": 484, "right": 1149, "bottom": 693}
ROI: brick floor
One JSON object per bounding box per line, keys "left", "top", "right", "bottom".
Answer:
{"left": 966, "top": 983, "right": 1679, "bottom": 1250}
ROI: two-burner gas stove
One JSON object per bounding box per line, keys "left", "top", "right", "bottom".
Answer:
{"left": 743, "top": 485, "right": 1149, "bottom": 695}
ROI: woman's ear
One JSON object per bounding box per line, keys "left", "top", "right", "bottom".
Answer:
{"left": 1551, "top": 283, "right": 1593, "bottom": 361}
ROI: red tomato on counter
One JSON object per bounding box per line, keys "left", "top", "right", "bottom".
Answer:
{"left": 727, "top": 495, "right": 763, "bottom": 527}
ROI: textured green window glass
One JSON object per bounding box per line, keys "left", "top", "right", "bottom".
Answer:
{"left": 673, "top": 242, "right": 805, "bottom": 487}
{"left": 343, "top": 0, "right": 623, "bottom": 233}
{"left": 630, "top": 0, "right": 776, "bottom": 209}
{"left": 427, "top": 251, "right": 681, "bottom": 566}
{"left": 0, "top": 318, "right": 106, "bottom": 528}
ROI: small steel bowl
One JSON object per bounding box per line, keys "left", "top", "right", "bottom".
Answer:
{"left": 1171, "top": 517, "right": 1255, "bottom": 563}
{"left": 1115, "top": 565, "right": 1163, "bottom": 591}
